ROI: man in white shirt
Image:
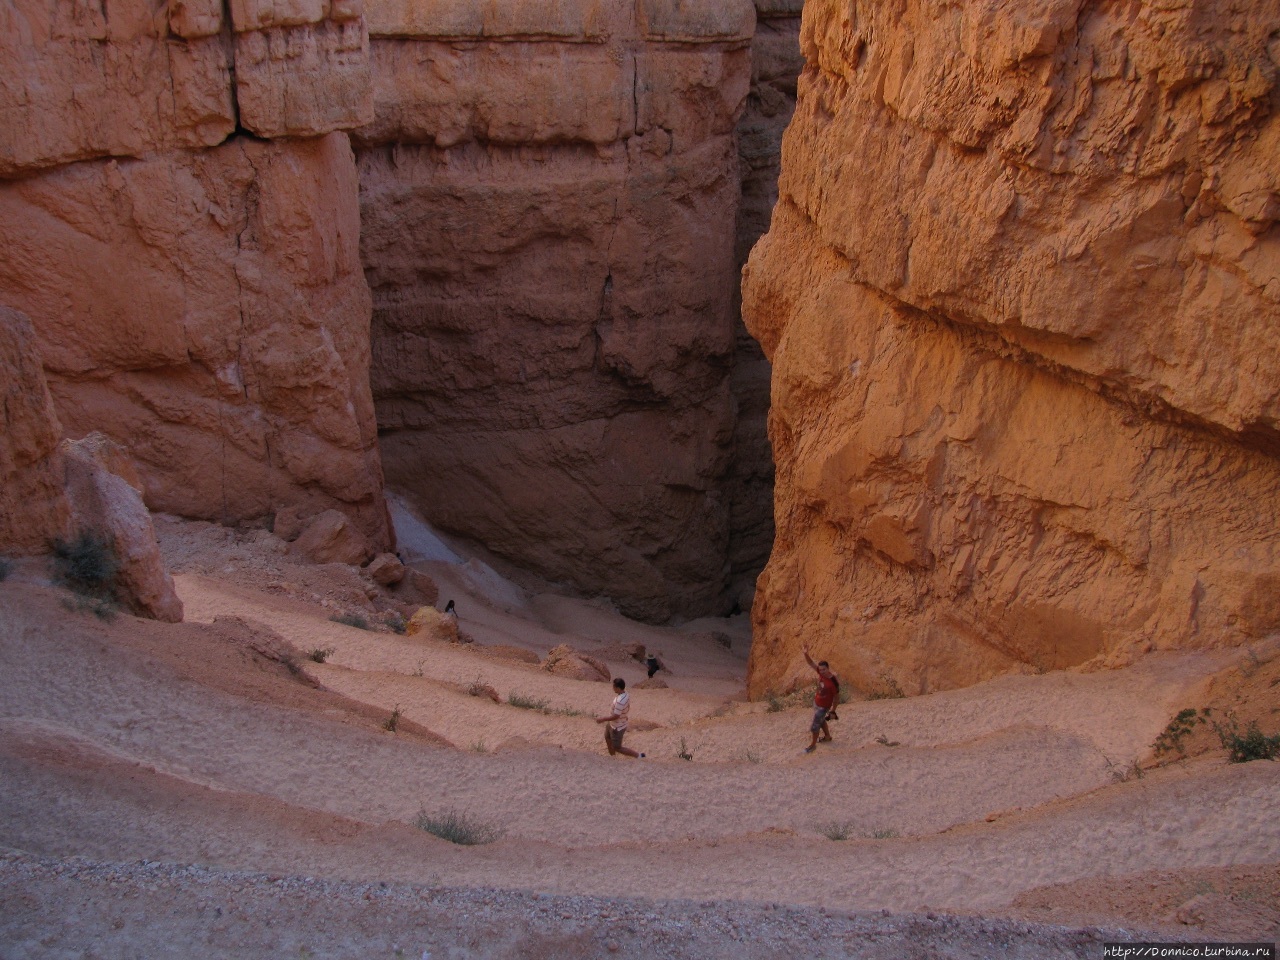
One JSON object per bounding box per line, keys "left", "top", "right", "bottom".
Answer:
{"left": 596, "top": 677, "right": 644, "bottom": 758}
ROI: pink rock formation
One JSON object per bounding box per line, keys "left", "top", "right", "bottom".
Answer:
{"left": 1, "top": 0, "right": 807, "bottom": 622}
{"left": 62, "top": 433, "right": 185, "bottom": 622}
{"left": 356, "top": 0, "right": 757, "bottom": 621}
{"left": 401, "top": 568, "right": 440, "bottom": 606}
{"left": 0, "top": 132, "right": 389, "bottom": 545}
{"left": 231, "top": 17, "right": 373, "bottom": 139}
{"left": 0, "top": 0, "right": 372, "bottom": 176}
{"left": 0, "top": 0, "right": 233, "bottom": 176}
{"left": 542, "top": 644, "right": 612, "bottom": 683}
{"left": 272, "top": 506, "right": 307, "bottom": 542}
{"left": 405, "top": 605, "right": 459, "bottom": 643}
{"left": 1, "top": 313, "right": 181, "bottom": 620}
{"left": 366, "top": 552, "right": 405, "bottom": 585}
{"left": 743, "top": 0, "right": 1280, "bottom": 697}
{"left": 291, "top": 509, "right": 373, "bottom": 566}
{"left": 0, "top": 307, "right": 71, "bottom": 554}
{"left": 0, "top": 0, "right": 388, "bottom": 547}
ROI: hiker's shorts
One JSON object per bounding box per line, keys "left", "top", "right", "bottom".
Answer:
{"left": 810, "top": 706, "right": 830, "bottom": 733}
{"left": 606, "top": 726, "right": 627, "bottom": 750}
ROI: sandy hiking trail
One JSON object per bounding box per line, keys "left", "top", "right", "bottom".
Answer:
{"left": 1, "top": 517, "right": 1277, "bottom": 957}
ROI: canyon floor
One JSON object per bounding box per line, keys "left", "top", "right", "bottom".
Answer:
{"left": 1, "top": 513, "right": 1278, "bottom": 958}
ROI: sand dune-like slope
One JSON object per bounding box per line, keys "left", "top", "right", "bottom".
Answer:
{"left": 2, "top": 519, "right": 1277, "bottom": 957}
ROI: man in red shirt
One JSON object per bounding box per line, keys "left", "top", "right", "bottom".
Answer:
{"left": 803, "top": 645, "right": 839, "bottom": 754}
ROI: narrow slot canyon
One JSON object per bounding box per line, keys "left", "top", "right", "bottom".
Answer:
{"left": 2, "top": 1, "right": 1279, "bottom": 955}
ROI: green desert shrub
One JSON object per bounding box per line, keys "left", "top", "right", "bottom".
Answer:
{"left": 330, "top": 612, "right": 370, "bottom": 631}
{"left": 414, "top": 808, "right": 501, "bottom": 846}
{"left": 867, "top": 672, "right": 905, "bottom": 700}
{"left": 1152, "top": 707, "right": 1207, "bottom": 760}
{"left": 766, "top": 686, "right": 813, "bottom": 713}
{"left": 52, "top": 532, "right": 119, "bottom": 601}
{"left": 507, "top": 692, "right": 550, "bottom": 711}
{"left": 818, "top": 821, "right": 854, "bottom": 841}
{"left": 1214, "top": 714, "right": 1280, "bottom": 763}
{"left": 382, "top": 705, "right": 402, "bottom": 733}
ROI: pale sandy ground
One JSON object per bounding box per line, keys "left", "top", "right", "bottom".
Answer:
{"left": 1, "top": 514, "right": 1278, "bottom": 958}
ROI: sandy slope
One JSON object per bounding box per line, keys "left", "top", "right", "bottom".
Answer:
{"left": 1, "top": 517, "right": 1278, "bottom": 957}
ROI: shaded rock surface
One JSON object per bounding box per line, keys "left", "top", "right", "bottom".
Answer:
{"left": 291, "top": 510, "right": 373, "bottom": 567}
{"left": 743, "top": 0, "right": 1280, "bottom": 697}
{"left": 366, "top": 552, "right": 405, "bottom": 586}
{"left": 357, "top": 0, "right": 796, "bottom": 622}
{"left": 725, "top": 0, "right": 804, "bottom": 613}
{"left": 0, "top": 306, "right": 70, "bottom": 554}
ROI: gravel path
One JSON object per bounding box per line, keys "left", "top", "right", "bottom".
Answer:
{"left": 0, "top": 849, "right": 1163, "bottom": 960}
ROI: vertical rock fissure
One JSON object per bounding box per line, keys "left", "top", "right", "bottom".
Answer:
{"left": 219, "top": 1, "right": 247, "bottom": 141}
{"left": 228, "top": 141, "right": 259, "bottom": 525}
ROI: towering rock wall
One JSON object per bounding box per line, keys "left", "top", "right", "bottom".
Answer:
{"left": 0, "top": 0, "right": 390, "bottom": 544}
{"left": 743, "top": 0, "right": 1280, "bottom": 696}
{"left": 727, "top": 0, "right": 805, "bottom": 612}
{"left": 357, "top": 0, "right": 760, "bottom": 621}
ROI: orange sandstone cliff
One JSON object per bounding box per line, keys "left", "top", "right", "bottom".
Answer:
{"left": 0, "top": 0, "right": 804, "bottom": 621}
{"left": 0, "top": 0, "right": 390, "bottom": 546}
{"left": 743, "top": 0, "right": 1280, "bottom": 697}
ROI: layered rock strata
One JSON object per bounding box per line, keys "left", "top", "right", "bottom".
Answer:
{"left": 743, "top": 0, "right": 1280, "bottom": 696}
{"left": 0, "top": 0, "right": 389, "bottom": 545}
{"left": 357, "top": 0, "right": 759, "bottom": 620}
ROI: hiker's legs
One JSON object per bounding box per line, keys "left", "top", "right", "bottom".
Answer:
{"left": 807, "top": 706, "right": 829, "bottom": 752}
{"left": 819, "top": 721, "right": 832, "bottom": 742}
{"left": 609, "top": 727, "right": 640, "bottom": 758}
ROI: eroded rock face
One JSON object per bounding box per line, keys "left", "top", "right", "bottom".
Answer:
{"left": 357, "top": 0, "right": 757, "bottom": 621}
{"left": 291, "top": 509, "right": 374, "bottom": 566}
{"left": 0, "top": 0, "right": 389, "bottom": 548}
{"left": 0, "top": 134, "right": 389, "bottom": 544}
{"left": 743, "top": 0, "right": 1280, "bottom": 697}
{"left": 2, "top": 0, "right": 806, "bottom": 621}
{"left": 62, "top": 433, "right": 185, "bottom": 623}
{"left": 0, "top": 0, "right": 371, "bottom": 176}
{"left": 0, "top": 307, "right": 70, "bottom": 554}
